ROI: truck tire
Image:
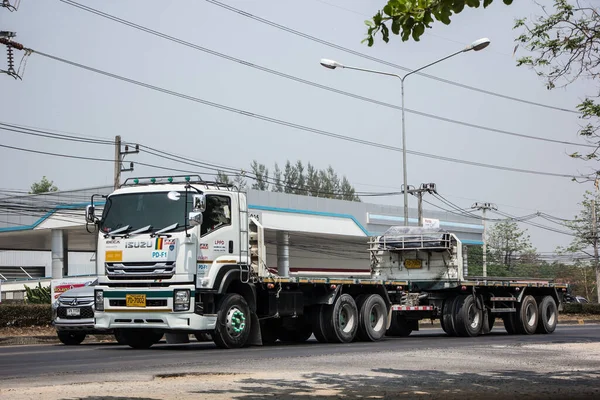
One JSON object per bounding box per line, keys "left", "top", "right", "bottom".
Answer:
{"left": 441, "top": 296, "right": 459, "bottom": 336}
{"left": 57, "top": 331, "right": 86, "bottom": 345}
{"left": 503, "top": 312, "right": 519, "bottom": 335}
{"left": 123, "top": 330, "right": 163, "bottom": 349}
{"left": 386, "top": 314, "right": 413, "bottom": 337}
{"left": 278, "top": 316, "right": 313, "bottom": 343}
{"left": 517, "top": 295, "right": 539, "bottom": 335}
{"left": 356, "top": 294, "right": 387, "bottom": 342}
{"left": 213, "top": 293, "right": 252, "bottom": 349}
{"left": 194, "top": 333, "right": 212, "bottom": 342}
{"left": 259, "top": 319, "right": 280, "bottom": 345}
{"left": 536, "top": 296, "right": 558, "bottom": 334}
{"left": 114, "top": 329, "right": 128, "bottom": 345}
{"left": 322, "top": 294, "right": 358, "bottom": 343}
{"left": 454, "top": 294, "right": 483, "bottom": 337}
{"left": 310, "top": 305, "right": 329, "bottom": 343}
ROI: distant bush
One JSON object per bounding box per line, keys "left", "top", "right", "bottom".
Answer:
{"left": 563, "top": 303, "right": 600, "bottom": 315}
{"left": 0, "top": 304, "right": 52, "bottom": 327}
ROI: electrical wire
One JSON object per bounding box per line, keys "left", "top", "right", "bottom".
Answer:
{"left": 59, "top": 0, "right": 592, "bottom": 149}
{"left": 204, "top": 0, "right": 579, "bottom": 115}
{"left": 10, "top": 47, "right": 587, "bottom": 180}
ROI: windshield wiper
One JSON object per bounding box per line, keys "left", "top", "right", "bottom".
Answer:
{"left": 150, "top": 222, "right": 179, "bottom": 238}
{"left": 128, "top": 225, "right": 153, "bottom": 236}
{"left": 103, "top": 225, "right": 131, "bottom": 239}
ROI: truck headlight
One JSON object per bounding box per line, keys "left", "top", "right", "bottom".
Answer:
{"left": 173, "top": 289, "right": 190, "bottom": 311}
{"left": 95, "top": 289, "right": 104, "bottom": 311}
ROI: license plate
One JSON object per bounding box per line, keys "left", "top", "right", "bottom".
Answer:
{"left": 404, "top": 259, "right": 422, "bottom": 269}
{"left": 126, "top": 294, "right": 146, "bottom": 307}
{"left": 66, "top": 308, "right": 80, "bottom": 316}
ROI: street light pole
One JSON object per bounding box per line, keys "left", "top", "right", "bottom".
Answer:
{"left": 321, "top": 38, "right": 490, "bottom": 226}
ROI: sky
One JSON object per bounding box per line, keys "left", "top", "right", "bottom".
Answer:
{"left": 0, "top": 0, "right": 597, "bottom": 254}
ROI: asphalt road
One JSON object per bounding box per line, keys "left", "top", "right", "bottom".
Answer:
{"left": 1, "top": 325, "right": 599, "bottom": 399}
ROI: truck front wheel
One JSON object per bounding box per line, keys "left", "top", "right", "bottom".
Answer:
{"left": 213, "top": 293, "right": 251, "bottom": 349}
{"left": 123, "top": 330, "right": 163, "bottom": 349}
{"left": 57, "top": 331, "right": 86, "bottom": 345}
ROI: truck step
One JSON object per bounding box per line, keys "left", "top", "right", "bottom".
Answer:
{"left": 392, "top": 305, "right": 434, "bottom": 311}
{"left": 490, "top": 297, "right": 517, "bottom": 302}
{"left": 489, "top": 308, "right": 516, "bottom": 313}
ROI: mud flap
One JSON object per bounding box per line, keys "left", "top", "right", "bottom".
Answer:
{"left": 482, "top": 309, "right": 492, "bottom": 334}
{"left": 165, "top": 333, "right": 190, "bottom": 344}
{"left": 248, "top": 311, "right": 262, "bottom": 346}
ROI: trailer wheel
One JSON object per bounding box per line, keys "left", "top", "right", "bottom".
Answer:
{"left": 310, "top": 305, "right": 329, "bottom": 343}
{"left": 213, "top": 293, "right": 252, "bottom": 349}
{"left": 356, "top": 294, "right": 387, "bottom": 342}
{"left": 323, "top": 294, "right": 358, "bottom": 343}
{"left": 57, "top": 331, "right": 86, "bottom": 346}
{"left": 516, "top": 295, "right": 538, "bottom": 335}
{"left": 454, "top": 295, "right": 483, "bottom": 337}
{"left": 536, "top": 296, "right": 558, "bottom": 334}
{"left": 278, "top": 316, "right": 313, "bottom": 343}
{"left": 441, "top": 296, "right": 459, "bottom": 336}
{"left": 503, "top": 312, "right": 519, "bottom": 335}
{"left": 123, "top": 330, "right": 163, "bottom": 349}
{"left": 386, "top": 313, "right": 413, "bottom": 337}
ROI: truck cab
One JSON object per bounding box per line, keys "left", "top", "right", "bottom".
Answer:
{"left": 88, "top": 176, "right": 261, "bottom": 348}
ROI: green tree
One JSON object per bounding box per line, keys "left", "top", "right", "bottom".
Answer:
{"left": 364, "top": 0, "right": 513, "bottom": 46}
{"left": 216, "top": 170, "right": 231, "bottom": 185}
{"left": 29, "top": 176, "right": 58, "bottom": 194}
{"left": 272, "top": 163, "right": 284, "bottom": 193}
{"left": 250, "top": 160, "right": 269, "bottom": 191}
{"left": 487, "top": 220, "right": 535, "bottom": 272}
{"left": 559, "top": 190, "right": 600, "bottom": 302}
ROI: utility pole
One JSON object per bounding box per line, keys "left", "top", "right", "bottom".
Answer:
{"left": 472, "top": 202, "right": 497, "bottom": 278}
{"left": 406, "top": 183, "right": 437, "bottom": 226}
{"left": 594, "top": 178, "right": 599, "bottom": 303}
{"left": 113, "top": 135, "right": 139, "bottom": 189}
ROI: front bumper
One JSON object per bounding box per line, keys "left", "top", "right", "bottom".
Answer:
{"left": 94, "top": 286, "right": 216, "bottom": 332}
{"left": 95, "top": 310, "right": 216, "bottom": 331}
{"left": 54, "top": 317, "right": 112, "bottom": 333}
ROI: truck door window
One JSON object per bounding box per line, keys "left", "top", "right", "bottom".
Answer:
{"left": 201, "top": 195, "right": 232, "bottom": 236}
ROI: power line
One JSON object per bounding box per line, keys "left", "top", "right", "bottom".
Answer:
{"left": 4, "top": 45, "right": 586, "bottom": 180}
{"left": 204, "top": 0, "right": 579, "bottom": 115}
{"left": 0, "top": 124, "right": 398, "bottom": 198}
{"left": 58, "top": 0, "right": 591, "bottom": 149}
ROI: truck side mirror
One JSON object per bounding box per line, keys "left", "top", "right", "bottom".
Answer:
{"left": 188, "top": 211, "right": 203, "bottom": 226}
{"left": 192, "top": 194, "right": 206, "bottom": 212}
{"left": 85, "top": 205, "right": 97, "bottom": 223}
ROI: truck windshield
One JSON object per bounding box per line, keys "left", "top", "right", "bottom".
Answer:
{"left": 100, "top": 191, "right": 191, "bottom": 234}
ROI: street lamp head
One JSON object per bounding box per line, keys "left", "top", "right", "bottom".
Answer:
{"left": 320, "top": 58, "right": 343, "bottom": 69}
{"left": 465, "top": 37, "right": 491, "bottom": 52}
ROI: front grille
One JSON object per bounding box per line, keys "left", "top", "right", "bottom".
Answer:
{"left": 59, "top": 297, "right": 94, "bottom": 307}
{"left": 57, "top": 306, "right": 94, "bottom": 319}
{"left": 106, "top": 261, "right": 175, "bottom": 280}
{"left": 109, "top": 299, "right": 167, "bottom": 307}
